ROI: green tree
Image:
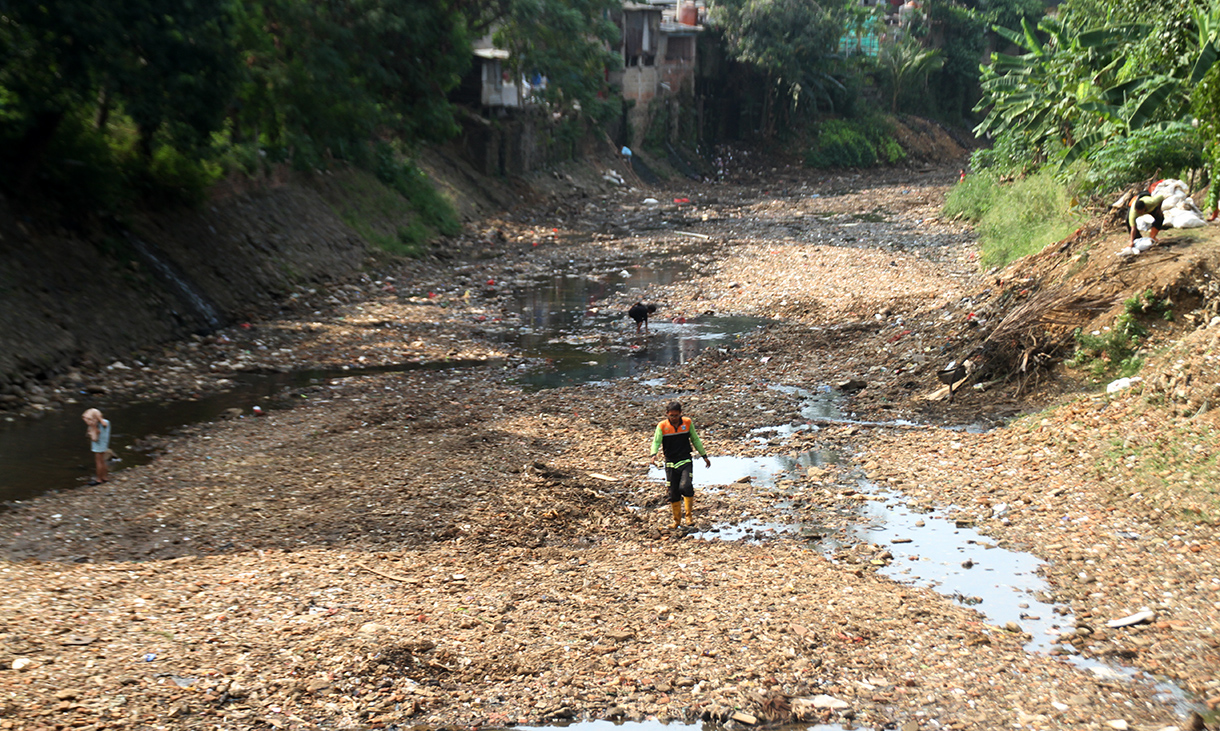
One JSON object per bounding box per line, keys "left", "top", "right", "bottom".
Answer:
{"left": 108, "top": 0, "right": 237, "bottom": 157}
{"left": 1, "top": 1, "right": 123, "bottom": 183}
{"left": 493, "top": 0, "right": 620, "bottom": 119}
{"left": 228, "top": 0, "right": 471, "bottom": 163}
{"left": 1, "top": 0, "right": 239, "bottom": 193}
{"left": 925, "top": 0, "right": 987, "bottom": 123}
{"left": 877, "top": 38, "right": 943, "bottom": 114}
{"left": 711, "top": 0, "right": 846, "bottom": 137}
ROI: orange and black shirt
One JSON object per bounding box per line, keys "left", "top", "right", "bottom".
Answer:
{"left": 651, "top": 416, "right": 707, "bottom": 468}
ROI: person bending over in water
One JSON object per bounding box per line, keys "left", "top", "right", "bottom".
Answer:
{"left": 628, "top": 301, "right": 657, "bottom": 334}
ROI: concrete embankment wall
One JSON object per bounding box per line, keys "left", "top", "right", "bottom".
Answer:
{"left": 0, "top": 110, "right": 613, "bottom": 406}
{"left": 0, "top": 181, "right": 366, "bottom": 402}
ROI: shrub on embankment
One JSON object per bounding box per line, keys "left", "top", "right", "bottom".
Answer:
{"left": 943, "top": 169, "right": 1084, "bottom": 268}
{"left": 804, "top": 117, "right": 907, "bottom": 169}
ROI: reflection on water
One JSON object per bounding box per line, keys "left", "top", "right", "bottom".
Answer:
{"left": 503, "top": 262, "right": 767, "bottom": 390}
{"left": 646, "top": 451, "right": 836, "bottom": 491}
{"left": 851, "top": 483, "right": 1202, "bottom": 714}
{"left": 512, "top": 317, "right": 764, "bottom": 391}
{"left": 647, "top": 451, "right": 844, "bottom": 546}
{"left": 0, "top": 360, "right": 493, "bottom": 504}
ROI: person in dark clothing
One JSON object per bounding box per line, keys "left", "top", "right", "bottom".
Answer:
{"left": 648, "top": 400, "right": 710, "bottom": 529}
{"left": 628, "top": 302, "right": 657, "bottom": 334}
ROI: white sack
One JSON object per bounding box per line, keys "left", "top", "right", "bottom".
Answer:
{"left": 1151, "top": 179, "right": 1189, "bottom": 198}
{"left": 1165, "top": 208, "right": 1207, "bottom": 229}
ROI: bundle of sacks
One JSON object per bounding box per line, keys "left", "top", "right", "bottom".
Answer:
{"left": 1147, "top": 178, "right": 1207, "bottom": 231}
{"left": 1118, "top": 179, "right": 1209, "bottom": 257}
{"left": 1118, "top": 236, "right": 1157, "bottom": 257}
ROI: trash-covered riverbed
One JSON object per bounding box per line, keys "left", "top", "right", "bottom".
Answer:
{"left": 1, "top": 164, "right": 1214, "bottom": 731}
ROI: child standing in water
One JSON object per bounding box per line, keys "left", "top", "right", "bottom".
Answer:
{"left": 82, "top": 408, "right": 111, "bottom": 484}
{"left": 648, "top": 400, "right": 710, "bottom": 529}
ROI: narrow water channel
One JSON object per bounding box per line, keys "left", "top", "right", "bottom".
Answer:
{"left": 641, "top": 384, "right": 1202, "bottom": 717}
{"left": 0, "top": 260, "right": 766, "bottom": 503}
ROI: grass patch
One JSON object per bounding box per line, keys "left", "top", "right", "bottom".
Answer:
{"left": 327, "top": 169, "right": 420, "bottom": 255}
{"left": 944, "top": 169, "right": 1083, "bottom": 268}
{"left": 1066, "top": 290, "right": 1174, "bottom": 380}
{"left": 320, "top": 145, "right": 461, "bottom": 258}
{"left": 942, "top": 173, "right": 999, "bottom": 221}
{"left": 376, "top": 147, "right": 460, "bottom": 238}
{"left": 1096, "top": 423, "right": 1220, "bottom": 525}
{"left": 1079, "top": 121, "right": 1203, "bottom": 195}
{"left": 804, "top": 117, "right": 906, "bottom": 170}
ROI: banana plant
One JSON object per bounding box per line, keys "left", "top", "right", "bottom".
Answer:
{"left": 975, "top": 15, "right": 1142, "bottom": 156}
{"left": 1191, "top": 0, "right": 1220, "bottom": 83}
{"left": 976, "top": 6, "right": 1220, "bottom": 168}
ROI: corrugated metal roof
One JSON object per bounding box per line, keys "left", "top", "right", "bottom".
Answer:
{"left": 660, "top": 21, "right": 702, "bottom": 33}
{"left": 474, "top": 48, "right": 510, "bottom": 60}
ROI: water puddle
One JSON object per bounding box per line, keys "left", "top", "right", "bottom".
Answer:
{"left": 646, "top": 451, "right": 837, "bottom": 492}
{"left": 640, "top": 434, "right": 1201, "bottom": 715}
{"left": 850, "top": 482, "right": 1201, "bottom": 713}
{"left": 502, "top": 262, "right": 767, "bottom": 390}
{"left": 512, "top": 316, "right": 764, "bottom": 391}
{"left": 646, "top": 450, "right": 842, "bottom": 544}
{"left": 0, "top": 360, "right": 496, "bottom": 504}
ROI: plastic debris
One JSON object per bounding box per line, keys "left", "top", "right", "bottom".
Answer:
{"left": 1106, "top": 376, "right": 1141, "bottom": 393}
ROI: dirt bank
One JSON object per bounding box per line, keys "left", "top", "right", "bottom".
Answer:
{"left": 5, "top": 146, "right": 1220, "bottom": 731}
{"left": 0, "top": 177, "right": 368, "bottom": 407}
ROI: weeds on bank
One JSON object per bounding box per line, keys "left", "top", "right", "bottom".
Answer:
{"left": 323, "top": 144, "right": 460, "bottom": 257}
{"left": 1097, "top": 425, "right": 1220, "bottom": 525}
{"left": 374, "top": 145, "right": 460, "bottom": 255}
{"left": 1067, "top": 290, "right": 1173, "bottom": 379}
{"left": 804, "top": 117, "right": 906, "bottom": 169}
{"left": 941, "top": 173, "right": 998, "bottom": 222}
{"left": 944, "top": 169, "right": 1083, "bottom": 268}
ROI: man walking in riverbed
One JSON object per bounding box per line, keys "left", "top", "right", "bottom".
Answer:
{"left": 649, "top": 400, "right": 711, "bottom": 529}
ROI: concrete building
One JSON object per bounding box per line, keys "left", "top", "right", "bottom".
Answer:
{"left": 610, "top": 2, "right": 703, "bottom": 146}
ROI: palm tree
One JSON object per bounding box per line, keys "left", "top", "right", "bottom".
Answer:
{"left": 877, "top": 38, "right": 943, "bottom": 114}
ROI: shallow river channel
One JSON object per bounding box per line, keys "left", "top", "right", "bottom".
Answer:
{"left": 0, "top": 256, "right": 1203, "bottom": 725}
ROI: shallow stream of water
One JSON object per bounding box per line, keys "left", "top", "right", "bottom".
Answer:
{"left": 640, "top": 400, "right": 1200, "bottom": 716}
{"left": 0, "top": 261, "right": 765, "bottom": 503}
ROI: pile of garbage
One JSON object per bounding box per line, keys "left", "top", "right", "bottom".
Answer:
{"left": 1118, "top": 178, "right": 1210, "bottom": 257}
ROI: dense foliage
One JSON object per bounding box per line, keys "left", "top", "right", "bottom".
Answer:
{"left": 1079, "top": 122, "right": 1204, "bottom": 194}
{"left": 494, "top": 0, "right": 620, "bottom": 121}
{"left": 972, "top": 0, "right": 1220, "bottom": 189}
{"left": 0, "top": 0, "right": 618, "bottom": 217}
{"left": 710, "top": 0, "right": 847, "bottom": 136}
{"left": 804, "top": 117, "right": 904, "bottom": 168}
{"left": 942, "top": 169, "right": 1083, "bottom": 267}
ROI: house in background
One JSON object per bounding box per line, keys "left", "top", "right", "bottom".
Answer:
{"left": 451, "top": 34, "right": 523, "bottom": 113}
{"left": 610, "top": 1, "right": 703, "bottom": 147}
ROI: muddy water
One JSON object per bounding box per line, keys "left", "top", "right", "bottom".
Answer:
{"left": 0, "top": 360, "right": 494, "bottom": 504}
{"left": 853, "top": 483, "right": 1200, "bottom": 712}
{"left": 504, "top": 261, "right": 768, "bottom": 390}
{"left": 644, "top": 425, "right": 1200, "bottom": 715}
{"left": 0, "top": 260, "right": 766, "bottom": 503}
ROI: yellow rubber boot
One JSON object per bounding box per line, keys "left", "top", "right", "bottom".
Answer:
{"left": 670, "top": 502, "right": 683, "bottom": 529}
{"left": 683, "top": 496, "right": 694, "bottom": 525}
